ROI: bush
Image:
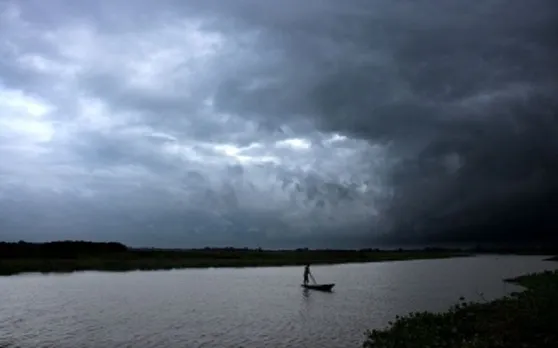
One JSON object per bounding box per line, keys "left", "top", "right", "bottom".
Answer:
{"left": 363, "top": 270, "right": 558, "bottom": 348}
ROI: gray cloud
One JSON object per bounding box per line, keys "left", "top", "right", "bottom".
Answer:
{"left": 1, "top": 0, "right": 556, "bottom": 247}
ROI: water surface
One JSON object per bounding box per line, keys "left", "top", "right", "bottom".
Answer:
{"left": 1, "top": 255, "right": 556, "bottom": 348}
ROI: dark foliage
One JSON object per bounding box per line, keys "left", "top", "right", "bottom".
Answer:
{"left": 363, "top": 270, "right": 558, "bottom": 348}
{"left": 0, "top": 241, "right": 467, "bottom": 276}
{"left": 0, "top": 241, "right": 127, "bottom": 259}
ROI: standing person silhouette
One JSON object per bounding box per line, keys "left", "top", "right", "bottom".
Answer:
{"left": 303, "top": 264, "right": 311, "bottom": 285}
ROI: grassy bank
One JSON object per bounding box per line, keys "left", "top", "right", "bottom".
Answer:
{"left": 0, "top": 241, "right": 467, "bottom": 276}
{"left": 362, "top": 269, "right": 558, "bottom": 348}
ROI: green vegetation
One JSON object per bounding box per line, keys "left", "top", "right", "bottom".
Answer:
{"left": 362, "top": 269, "right": 558, "bottom": 348}
{"left": 0, "top": 241, "right": 467, "bottom": 276}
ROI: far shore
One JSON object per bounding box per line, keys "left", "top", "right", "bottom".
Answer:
{"left": 0, "top": 241, "right": 474, "bottom": 276}
{"left": 1, "top": 241, "right": 556, "bottom": 276}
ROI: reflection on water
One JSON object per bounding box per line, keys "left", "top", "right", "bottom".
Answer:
{"left": 0, "top": 255, "right": 556, "bottom": 348}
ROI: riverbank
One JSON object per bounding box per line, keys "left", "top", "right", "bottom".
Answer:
{"left": 0, "top": 241, "right": 468, "bottom": 276}
{"left": 362, "top": 268, "right": 558, "bottom": 348}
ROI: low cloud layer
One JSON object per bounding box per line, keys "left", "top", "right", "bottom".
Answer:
{"left": 1, "top": 0, "right": 557, "bottom": 247}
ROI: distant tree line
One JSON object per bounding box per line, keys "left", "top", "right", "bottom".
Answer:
{"left": 0, "top": 241, "right": 128, "bottom": 259}
{"left": 1, "top": 240, "right": 555, "bottom": 259}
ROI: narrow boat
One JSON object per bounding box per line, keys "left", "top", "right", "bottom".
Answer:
{"left": 301, "top": 283, "right": 335, "bottom": 292}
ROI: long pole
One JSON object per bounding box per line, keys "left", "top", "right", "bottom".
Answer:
{"left": 309, "top": 271, "right": 317, "bottom": 284}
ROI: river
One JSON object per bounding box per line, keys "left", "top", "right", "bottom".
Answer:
{"left": 1, "top": 255, "right": 556, "bottom": 348}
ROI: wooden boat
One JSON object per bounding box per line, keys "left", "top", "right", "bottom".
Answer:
{"left": 301, "top": 283, "right": 335, "bottom": 292}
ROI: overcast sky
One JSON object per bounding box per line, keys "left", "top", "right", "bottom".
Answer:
{"left": 1, "top": 0, "right": 557, "bottom": 248}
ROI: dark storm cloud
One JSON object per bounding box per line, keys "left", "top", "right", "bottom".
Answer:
{"left": 204, "top": 0, "right": 558, "bottom": 139}
{"left": 174, "top": 0, "right": 558, "bottom": 244}
{"left": 1, "top": 0, "right": 557, "bottom": 247}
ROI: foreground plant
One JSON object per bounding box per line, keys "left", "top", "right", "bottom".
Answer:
{"left": 363, "top": 270, "right": 558, "bottom": 348}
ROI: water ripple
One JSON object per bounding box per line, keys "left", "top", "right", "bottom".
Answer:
{"left": 0, "top": 256, "right": 556, "bottom": 348}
